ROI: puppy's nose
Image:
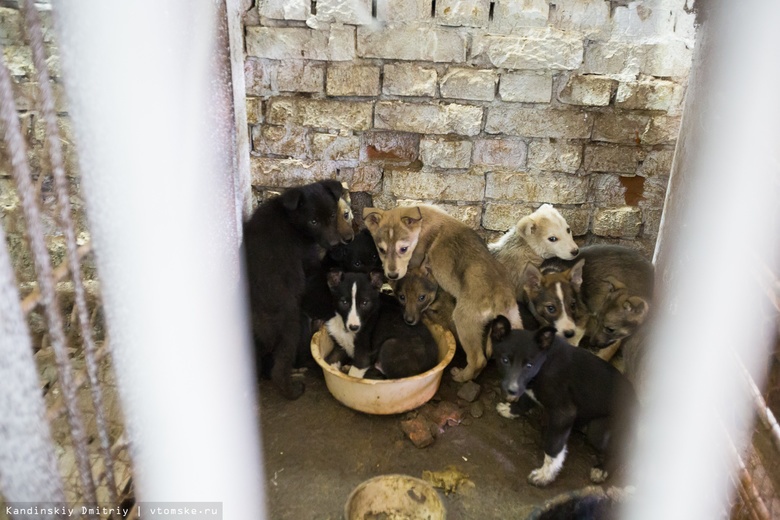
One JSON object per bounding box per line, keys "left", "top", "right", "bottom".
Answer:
{"left": 348, "top": 324, "right": 360, "bottom": 332}
{"left": 571, "top": 248, "right": 579, "bottom": 256}
{"left": 342, "top": 236, "right": 354, "bottom": 244}
{"left": 563, "top": 329, "right": 575, "bottom": 338}
{"left": 386, "top": 272, "right": 399, "bottom": 280}
{"left": 404, "top": 316, "right": 417, "bottom": 325}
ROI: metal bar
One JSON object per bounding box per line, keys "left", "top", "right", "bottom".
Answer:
{"left": 0, "top": 41, "right": 98, "bottom": 513}
{"left": 20, "top": 0, "right": 119, "bottom": 505}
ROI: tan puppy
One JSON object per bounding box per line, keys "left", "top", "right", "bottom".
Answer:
{"left": 364, "top": 205, "right": 523, "bottom": 382}
{"left": 489, "top": 204, "right": 580, "bottom": 299}
{"left": 390, "top": 259, "right": 458, "bottom": 343}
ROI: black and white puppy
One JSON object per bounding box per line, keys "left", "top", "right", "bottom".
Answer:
{"left": 325, "top": 270, "right": 438, "bottom": 379}
{"left": 490, "top": 316, "right": 637, "bottom": 487}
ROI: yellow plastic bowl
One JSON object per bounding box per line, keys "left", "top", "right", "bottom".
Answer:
{"left": 344, "top": 474, "right": 446, "bottom": 520}
{"left": 311, "top": 322, "right": 456, "bottom": 415}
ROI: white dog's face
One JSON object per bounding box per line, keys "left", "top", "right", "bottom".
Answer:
{"left": 524, "top": 204, "right": 580, "bottom": 260}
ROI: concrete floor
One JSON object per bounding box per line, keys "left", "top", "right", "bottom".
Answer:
{"left": 257, "top": 353, "right": 604, "bottom": 520}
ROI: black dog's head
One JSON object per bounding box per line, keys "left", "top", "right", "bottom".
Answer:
{"left": 490, "top": 316, "right": 556, "bottom": 402}
{"left": 280, "top": 180, "right": 344, "bottom": 249}
{"left": 325, "top": 228, "right": 381, "bottom": 273}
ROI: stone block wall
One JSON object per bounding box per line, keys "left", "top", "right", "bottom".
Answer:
{"left": 243, "top": 0, "right": 697, "bottom": 254}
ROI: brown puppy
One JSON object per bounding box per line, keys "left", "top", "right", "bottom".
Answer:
{"left": 390, "top": 259, "right": 458, "bottom": 343}
{"left": 364, "top": 204, "right": 523, "bottom": 382}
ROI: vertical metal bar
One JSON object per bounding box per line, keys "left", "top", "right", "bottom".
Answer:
{"left": 20, "top": 0, "right": 118, "bottom": 505}
{"left": 0, "top": 44, "right": 98, "bottom": 514}
{"left": 53, "top": 1, "right": 266, "bottom": 516}
{"left": 0, "top": 208, "right": 66, "bottom": 519}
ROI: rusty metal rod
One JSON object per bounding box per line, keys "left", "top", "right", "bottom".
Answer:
{"left": 0, "top": 38, "right": 98, "bottom": 512}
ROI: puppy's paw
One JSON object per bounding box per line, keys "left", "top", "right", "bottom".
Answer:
{"left": 496, "top": 402, "right": 519, "bottom": 419}
{"left": 329, "top": 361, "right": 342, "bottom": 371}
{"left": 450, "top": 366, "right": 473, "bottom": 383}
{"left": 528, "top": 468, "right": 555, "bottom": 488}
{"left": 590, "top": 467, "right": 609, "bottom": 484}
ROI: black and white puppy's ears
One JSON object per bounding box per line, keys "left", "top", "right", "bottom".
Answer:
{"left": 490, "top": 315, "right": 512, "bottom": 344}
{"left": 535, "top": 326, "right": 557, "bottom": 351}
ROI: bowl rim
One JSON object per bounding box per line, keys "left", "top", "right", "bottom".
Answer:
{"left": 310, "top": 324, "right": 456, "bottom": 385}
{"left": 344, "top": 474, "right": 445, "bottom": 519}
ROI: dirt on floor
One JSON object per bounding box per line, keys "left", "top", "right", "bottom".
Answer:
{"left": 257, "top": 352, "right": 608, "bottom": 520}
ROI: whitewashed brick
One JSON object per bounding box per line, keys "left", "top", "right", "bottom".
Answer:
{"left": 527, "top": 140, "right": 582, "bottom": 173}
{"left": 340, "top": 164, "right": 383, "bottom": 192}
{"left": 440, "top": 68, "right": 497, "bottom": 101}
{"left": 610, "top": 3, "right": 676, "bottom": 41}
{"left": 590, "top": 174, "right": 630, "bottom": 206}
{"left": 246, "top": 98, "right": 263, "bottom": 125}
{"left": 315, "top": 0, "right": 373, "bottom": 25}
{"left": 557, "top": 207, "right": 591, "bottom": 236}
{"left": 637, "top": 149, "right": 674, "bottom": 177}
{"left": 581, "top": 41, "right": 645, "bottom": 77}
{"left": 486, "top": 107, "right": 593, "bottom": 139}
{"left": 472, "top": 138, "right": 527, "bottom": 168}
{"left": 499, "top": 72, "right": 552, "bottom": 103}
{"left": 390, "top": 170, "right": 486, "bottom": 201}
{"left": 258, "top": 0, "right": 308, "bottom": 20}
{"left": 473, "top": 29, "right": 584, "bottom": 71}
{"left": 1, "top": 7, "right": 24, "bottom": 43}
{"left": 251, "top": 157, "right": 335, "bottom": 187}
{"left": 583, "top": 144, "right": 641, "bottom": 174}
{"left": 268, "top": 98, "right": 373, "bottom": 131}
{"left": 486, "top": 172, "right": 589, "bottom": 204}
{"left": 482, "top": 203, "right": 535, "bottom": 231}
{"left": 376, "top": 0, "right": 429, "bottom": 22}
{"left": 550, "top": 0, "right": 610, "bottom": 39}
{"left": 245, "top": 59, "right": 324, "bottom": 95}
{"left": 311, "top": 133, "right": 360, "bottom": 162}
{"left": 246, "top": 26, "right": 355, "bottom": 61}
{"left": 593, "top": 113, "right": 681, "bottom": 145}
{"left": 489, "top": 0, "right": 549, "bottom": 32}
{"left": 592, "top": 207, "right": 642, "bottom": 238}
{"left": 558, "top": 75, "right": 615, "bottom": 106}
{"left": 357, "top": 26, "right": 466, "bottom": 62}
{"left": 616, "top": 78, "right": 684, "bottom": 111}
{"left": 375, "top": 101, "right": 483, "bottom": 136}
{"left": 2, "top": 46, "right": 33, "bottom": 77}
{"left": 327, "top": 64, "right": 380, "bottom": 96}
{"left": 420, "top": 138, "right": 473, "bottom": 168}
{"left": 643, "top": 41, "right": 693, "bottom": 77}
{"left": 252, "top": 125, "right": 308, "bottom": 158}
{"left": 436, "top": 0, "right": 490, "bottom": 27}
{"left": 383, "top": 63, "right": 437, "bottom": 97}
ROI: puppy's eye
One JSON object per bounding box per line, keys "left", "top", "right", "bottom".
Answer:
{"left": 548, "top": 236, "right": 558, "bottom": 242}
{"left": 360, "top": 299, "right": 370, "bottom": 307}
{"left": 354, "top": 260, "right": 362, "bottom": 267}
{"left": 378, "top": 247, "right": 386, "bottom": 255}
{"left": 566, "top": 227, "right": 571, "bottom": 234}
{"left": 570, "top": 301, "right": 577, "bottom": 311}
{"left": 399, "top": 246, "right": 408, "bottom": 254}
{"left": 604, "top": 327, "right": 615, "bottom": 334}
{"left": 310, "top": 219, "right": 319, "bottom": 226}
{"left": 330, "top": 211, "right": 336, "bottom": 219}
{"left": 501, "top": 356, "right": 510, "bottom": 365}
{"left": 418, "top": 294, "right": 426, "bottom": 302}
{"left": 398, "top": 294, "right": 406, "bottom": 302}
{"left": 526, "top": 363, "right": 533, "bottom": 369}
{"left": 339, "top": 298, "right": 348, "bottom": 306}
{"left": 546, "top": 305, "right": 556, "bottom": 314}
{"left": 343, "top": 211, "right": 350, "bottom": 220}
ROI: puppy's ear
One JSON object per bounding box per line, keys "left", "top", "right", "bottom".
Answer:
{"left": 518, "top": 215, "right": 537, "bottom": 237}
{"left": 522, "top": 263, "right": 543, "bottom": 294}
{"left": 369, "top": 270, "right": 385, "bottom": 291}
{"left": 326, "top": 270, "right": 344, "bottom": 289}
{"left": 319, "top": 179, "right": 343, "bottom": 201}
{"left": 604, "top": 276, "right": 627, "bottom": 292}
{"left": 535, "top": 327, "right": 557, "bottom": 350}
{"left": 624, "top": 296, "right": 649, "bottom": 321}
{"left": 363, "top": 208, "right": 384, "bottom": 233}
{"left": 399, "top": 206, "right": 423, "bottom": 229}
{"left": 421, "top": 255, "right": 433, "bottom": 277}
{"left": 490, "top": 315, "right": 512, "bottom": 343}
{"left": 280, "top": 188, "right": 302, "bottom": 211}
{"left": 569, "top": 259, "right": 585, "bottom": 292}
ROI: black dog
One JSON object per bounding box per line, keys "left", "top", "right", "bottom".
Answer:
{"left": 324, "top": 270, "right": 438, "bottom": 379}
{"left": 490, "top": 316, "right": 636, "bottom": 487}
{"left": 243, "top": 180, "right": 344, "bottom": 399}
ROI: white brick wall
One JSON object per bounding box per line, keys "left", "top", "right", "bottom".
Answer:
{"left": 243, "top": 0, "right": 696, "bottom": 247}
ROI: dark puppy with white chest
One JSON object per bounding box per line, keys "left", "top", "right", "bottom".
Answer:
{"left": 325, "top": 270, "right": 438, "bottom": 379}
{"left": 243, "top": 179, "right": 345, "bottom": 399}
{"left": 490, "top": 316, "right": 637, "bottom": 487}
